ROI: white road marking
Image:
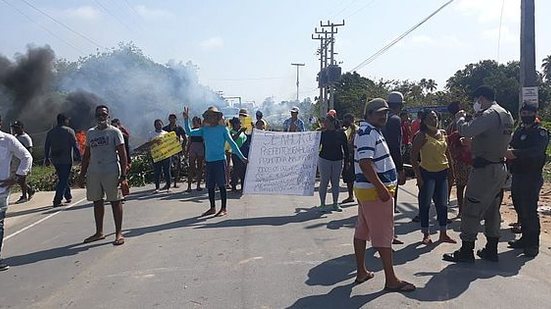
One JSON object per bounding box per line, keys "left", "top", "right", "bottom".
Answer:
{"left": 5, "top": 198, "right": 87, "bottom": 241}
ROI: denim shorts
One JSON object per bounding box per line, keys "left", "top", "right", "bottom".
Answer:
{"left": 205, "top": 160, "right": 227, "bottom": 189}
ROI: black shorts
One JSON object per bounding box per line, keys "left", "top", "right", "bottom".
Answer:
{"left": 342, "top": 161, "right": 355, "bottom": 183}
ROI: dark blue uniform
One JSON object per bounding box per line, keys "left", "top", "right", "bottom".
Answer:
{"left": 509, "top": 122, "right": 549, "bottom": 250}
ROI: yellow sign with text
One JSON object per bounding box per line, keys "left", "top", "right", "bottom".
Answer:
{"left": 151, "top": 131, "right": 182, "bottom": 163}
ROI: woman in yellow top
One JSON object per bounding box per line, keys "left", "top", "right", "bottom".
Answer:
{"left": 411, "top": 110, "right": 456, "bottom": 245}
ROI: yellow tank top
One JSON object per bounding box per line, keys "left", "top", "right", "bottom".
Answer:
{"left": 420, "top": 132, "right": 449, "bottom": 172}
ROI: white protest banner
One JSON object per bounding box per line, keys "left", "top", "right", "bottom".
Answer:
{"left": 244, "top": 130, "right": 321, "bottom": 196}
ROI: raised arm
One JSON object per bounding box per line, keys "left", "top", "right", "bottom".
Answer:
{"left": 224, "top": 128, "right": 246, "bottom": 160}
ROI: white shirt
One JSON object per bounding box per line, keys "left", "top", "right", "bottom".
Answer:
{"left": 16, "top": 133, "right": 33, "bottom": 149}
{"left": 0, "top": 131, "right": 33, "bottom": 195}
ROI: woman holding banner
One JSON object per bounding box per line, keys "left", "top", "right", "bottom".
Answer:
{"left": 150, "top": 119, "right": 171, "bottom": 194}
{"left": 318, "top": 112, "right": 349, "bottom": 212}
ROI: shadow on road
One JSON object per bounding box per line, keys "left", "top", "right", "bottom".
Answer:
{"left": 287, "top": 246, "right": 532, "bottom": 308}
{"left": 4, "top": 241, "right": 110, "bottom": 267}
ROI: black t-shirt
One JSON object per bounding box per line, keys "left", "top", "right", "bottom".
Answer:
{"left": 319, "top": 129, "right": 349, "bottom": 161}
{"left": 163, "top": 124, "right": 187, "bottom": 146}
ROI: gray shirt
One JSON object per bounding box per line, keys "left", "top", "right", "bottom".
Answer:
{"left": 16, "top": 133, "right": 33, "bottom": 149}
{"left": 45, "top": 125, "right": 79, "bottom": 165}
{"left": 458, "top": 102, "right": 514, "bottom": 162}
{"left": 86, "top": 125, "right": 124, "bottom": 173}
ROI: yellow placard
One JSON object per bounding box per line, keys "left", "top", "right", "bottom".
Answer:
{"left": 150, "top": 131, "right": 183, "bottom": 163}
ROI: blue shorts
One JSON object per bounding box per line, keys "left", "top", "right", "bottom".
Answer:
{"left": 205, "top": 160, "right": 226, "bottom": 189}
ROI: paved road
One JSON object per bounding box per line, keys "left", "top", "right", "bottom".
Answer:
{"left": 1, "top": 181, "right": 550, "bottom": 308}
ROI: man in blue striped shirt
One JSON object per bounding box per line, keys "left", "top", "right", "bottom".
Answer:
{"left": 352, "top": 98, "right": 415, "bottom": 292}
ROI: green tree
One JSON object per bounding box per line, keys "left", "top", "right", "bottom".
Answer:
{"left": 542, "top": 54, "right": 551, "bottom": 83}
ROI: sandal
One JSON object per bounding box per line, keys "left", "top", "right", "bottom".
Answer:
{"left": 392, "top": 237, "right": 404, "bottom": 245}
{"left": 201, "top": 208, "right": 216, "bottom": 217}
{"left": 384, "top": 281, "right": 416, "bottom": 293}
{"left": 113, "top": 237, "right": 125, "bottom": 246}
{"left": 341, "top": 197, "right": 355, "bottom": 204}
{"left": 215, "top": 209, "right": 227, "bottom": 217}
{"left": 354, "top": 272, "right": 375, "bottom": 285}
{"left": 421, "top": 237, "right": 433, "bottom": 245}
{"left": 439, "top": 235, "right": 457, "bottom": 244}
{"left": 83, "top": 234, "right": 106, "bottom": 244}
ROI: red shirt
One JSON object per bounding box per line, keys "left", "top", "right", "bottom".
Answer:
{"left": 411, "top": 119, "right": 421, "bottom": 136}
{"left": 401, "top": 121, "right": 412, "bottom": 145}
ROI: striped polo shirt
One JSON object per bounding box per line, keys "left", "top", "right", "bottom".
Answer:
{"left": 354, "top": 121, "right": 397, "bottom": 199}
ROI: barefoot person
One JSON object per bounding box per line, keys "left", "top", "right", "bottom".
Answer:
{"left": 79, "top": 105, "right": 128, "bottom": 246}
{"left": 410, "top": 110, "right": 456, "bottom": 245}
{"left": 186, "top": 116, "right": 205, "bottom": 192}
{"left": 182, "top": 106, "right": 247, "bottom": 217}
{"left": 0, "top": 114, "right": 33, "bottom": 271}
{"left": 353, "top": 98, "right": 415, "bottom": 292}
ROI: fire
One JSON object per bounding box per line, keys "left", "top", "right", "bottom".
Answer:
{"left": 76, "top": 131, "right": 87, "bottom": 155}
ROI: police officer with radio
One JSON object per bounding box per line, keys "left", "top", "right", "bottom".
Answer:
{"left": 443, "top": 85, "right": 514, "bottom": 263}
{"left": 506, "top": 104, "right": 549, "bottom": 257}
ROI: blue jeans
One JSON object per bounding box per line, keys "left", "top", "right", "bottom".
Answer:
{"left": 53, "top": 164, "right": 72, "bottom": 204}
{"left": 153, "top": 158, "right": 171, "bottom": 190}
{"left": 418, "top": 168, "right": 449, "bottom": 234}
{"left": 0, "top": 194, "right": 8, "bottom": 258}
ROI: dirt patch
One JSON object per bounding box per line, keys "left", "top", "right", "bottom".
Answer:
{"left": 501, "top": 182, "right": 551, "bottom": 243}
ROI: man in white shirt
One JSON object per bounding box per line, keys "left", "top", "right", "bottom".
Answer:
{"left": 10, "top": 121, "right": 35, "bottom": 203}
{"left": 0, "top": 115, "right": 33, "bottom": 271}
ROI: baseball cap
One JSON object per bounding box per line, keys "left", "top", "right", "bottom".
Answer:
{"left": 290, "top": 106, "right": 300, "bottom": 113}
{"left": 256, "top": 110, "right": 263, "bottom": 117}
{"left": 387, "top": 91, "right": 404, "bottom": 105}
{"left": 326, "top": 109, "right": 337, "bottom": 118}
{"left": 364, "top": 98, "right": 390, "bottom": 115}
{"left": 11, "top": 120, "right": 23, "bottom": 128}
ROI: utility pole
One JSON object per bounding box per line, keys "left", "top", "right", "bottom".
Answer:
{"left": 320, "top": 20, "right": 344, "bottom": 109}
{"left": 291, "top": 63, "right": 305, "bottom": 102}
{"left": 312, "top": 30, "right": 328, "bottom": 116}
{"left": 520, "top": 0, "right": 537, "bottom": 110}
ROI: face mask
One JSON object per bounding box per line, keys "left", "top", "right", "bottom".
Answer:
{"left": 521, "top": 115, "right": 536, "bottom": 125}
{"left": 473, "top": 100, "right": 482, "bottom": 113}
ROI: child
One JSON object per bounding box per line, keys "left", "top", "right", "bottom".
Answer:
{"left": 182, "top": 106, "right": 247, "bottom": 217}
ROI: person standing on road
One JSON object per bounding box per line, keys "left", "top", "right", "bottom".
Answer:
{"left": 79, "top": 105, "right": 128, "bottom": 246}
{"left": 341, "top": 113, "right": 358, "bottom": 204}
{"left": 443, "top": 85, "right": 514, "bottom": 263}
{"left": 163, "top": 114, "right": 187, "bottom": 189}
{"left": 182, "top": 106, "right": 247, "bottom": 217}
{"left": 381, "top": 91, "right": 407, "bottom": 245}
{"left": 506, "top": 104, "right": 549, "bottom": 257}
{"left": 45, "top": 114, "right": 81, "bottom": 207}
{"left": 186, "top": 116, "right": 205, "bottom": 192}
{"left": 352, "top": 98, "right": 415, "bottom": 292}
{"left": 318, "top": 113, "right": 349, "bottom": 212}
{"left": 150, "top": 119, "right": 171, "bottom": 194}
{"left": 229, "top": 117, "right": 247, "bottom": 192}
{"left": 410, "top": 110, "right": 456, "bottom": 245}
{"left": 10, "top": 121, "right": 35, "bottom": 203}
{"left": 0, "top": 114, "right": 33, "bottom": 271}
{"left": 283, "top": 107, "right": 305, "bottom": 132}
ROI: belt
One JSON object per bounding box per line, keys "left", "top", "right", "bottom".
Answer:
{"left": 472, "top": 157, "right": 505, "bottom": 169}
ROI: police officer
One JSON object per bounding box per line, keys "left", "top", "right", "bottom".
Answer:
{"left": 443, "top": 85, "right": 514, "bottom": 263}
{"left": 506, "top": 104, "right": 549, "bottom": 257}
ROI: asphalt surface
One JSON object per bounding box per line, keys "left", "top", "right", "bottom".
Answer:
{"left": 1, "top": 181, "right": 550, "bottom": 309}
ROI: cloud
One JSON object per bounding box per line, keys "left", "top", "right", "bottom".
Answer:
{"left": 455, "top": 0, "right": 520, "bottom": 24}
{"left": 407, "top": 34, "right": 463, "bottom": 48}
{"left": 62, "top": 6, "right": 101, "bottom": 20}
{"left": 134, "top": 5, "right": 173, "bottom": 19}
{"left": 199, "top": 37, "right": 224, "bottom": 50}
{"left": 481, "top": 25, "right": 518, "bottom": 43}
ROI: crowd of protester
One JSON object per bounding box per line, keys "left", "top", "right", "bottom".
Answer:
{"left": 0, "top": 85, "right": 548, "bottom": 296}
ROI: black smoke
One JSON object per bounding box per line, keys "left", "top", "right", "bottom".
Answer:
{"left": 62, "top": 91, "right": 102, "bottom": 130}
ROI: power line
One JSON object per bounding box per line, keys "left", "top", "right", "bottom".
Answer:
{"left": 93, "top": 0, "right": 138, "bottom": 35}
{"left": 17, "top": 0, "right": 104, "bottom": 49}
{"left": 350, "top": 0, "right": 455, "bottom": 72}
{"left": 1, "top": 0, "right": 85, "bottom": 53}
{"left": 208, "top": 76, "right": 292, "bottom": 82}
{"left": 344, "top": 0, "right": 377, "bottom": 19}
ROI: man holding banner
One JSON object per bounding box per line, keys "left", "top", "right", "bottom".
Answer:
{"left": 150, "top": 119, "right": 172, "bottom": 193}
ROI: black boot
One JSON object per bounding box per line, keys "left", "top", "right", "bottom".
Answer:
{"left": 443, "top": 241, "right": 475, "bottom": 263}
{"left": 523, "top": 246, "right": 539, "bottom": 257}
{"left": 508, "top": 237, "right": 528, "bottom": 249}
{"left": 477, "top": 237, "right": 499, "bottom": 262}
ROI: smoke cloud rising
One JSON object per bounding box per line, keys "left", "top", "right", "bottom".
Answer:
{"left": 0, "top": 43, "right": 225, "bottom": 148}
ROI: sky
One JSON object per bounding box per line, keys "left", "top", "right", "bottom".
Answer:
{"left": 1, "top": 0, "right": 550, "bottom": 105}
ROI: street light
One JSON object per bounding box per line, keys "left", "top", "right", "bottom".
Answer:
{"left": 291, "top": 63, "right": 305, "bottom": 102}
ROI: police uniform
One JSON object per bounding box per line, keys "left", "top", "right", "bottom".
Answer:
{"left": 508, "top": 116, "right": 549, "bottom": 256}
{"left": 444, "top": 101, "right": 514, "bottom": 263}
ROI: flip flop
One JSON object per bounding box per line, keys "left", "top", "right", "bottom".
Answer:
{"left": 113, "top": 238, "right": 125, "bottom": 246}
{"left": 83, "top": 234, "right": 106, "bottom": 244}
{"left": 354, "top": 272, "right": 375, "bottom": 285}
{"left": 384, "top": 281, "right": 416, "bottom": 293}
{"left": 215, "top": 210, "right": 227, "bottom": 217}
{"left": 392, "top": 238, "right": 404, "bottom": 245}
{"left": 201, "top": 208, "right": 216, "bottom": 217}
